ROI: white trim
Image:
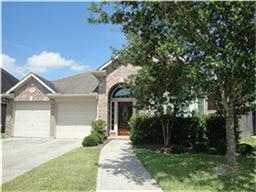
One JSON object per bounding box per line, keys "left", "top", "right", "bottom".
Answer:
{"left": 114, "top": 101, "right": 118, "bottom": 135}
{"left": 6, "top": 74, "right": 55, "bottom": 94}
{"left": 47, "top": 93, "right": 97, "bottom": 98}
{"left": 98, "top": 55, "right": 119, "bottom": 71}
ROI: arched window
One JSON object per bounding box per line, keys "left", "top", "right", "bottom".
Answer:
{"left": 112, "top": 87, "right": 131, "bottom": 98}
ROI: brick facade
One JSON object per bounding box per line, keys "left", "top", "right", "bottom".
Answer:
{"left": 5, "top": 99, "right": 14, "bottom": 137}
{"left": 97, "top": 64, "right": 139, "bottom": 130}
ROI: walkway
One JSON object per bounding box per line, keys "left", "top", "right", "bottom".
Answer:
{"left": 97, "top": 139, "right": 163, "bottom": 192}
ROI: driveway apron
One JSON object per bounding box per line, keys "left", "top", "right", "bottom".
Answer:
{"left": 97, "top": 139, "right": 163, "bottom": 192}
{"left": 1, "top": 137, "right": 81, "bottom": 184}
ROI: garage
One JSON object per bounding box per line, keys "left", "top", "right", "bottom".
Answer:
{"left": 56, "top": 99, "right": 97, "bottom": 138}
{"left": 13, "top": 102, "right": 50, "bottom": 137}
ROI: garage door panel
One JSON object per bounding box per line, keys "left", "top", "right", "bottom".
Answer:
{"left": 56, "top": 100, "right": 96, "bottom": 138}
{"left": 14, "top": 102, "right": 50, "bottom": 137}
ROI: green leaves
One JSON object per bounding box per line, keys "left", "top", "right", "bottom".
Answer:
{"left": 88, "top": 1, "right": 255, "bottom": 115}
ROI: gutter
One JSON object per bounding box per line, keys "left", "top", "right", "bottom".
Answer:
{"left": 47, "top": 93, "right": 98, "bottom": 98}
{"left": 1, "top": 93, "right": 14, "bottom": 99}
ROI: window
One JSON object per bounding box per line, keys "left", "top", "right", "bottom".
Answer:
{"left": 112, "top": 87, "right": 131, "bottom": 98}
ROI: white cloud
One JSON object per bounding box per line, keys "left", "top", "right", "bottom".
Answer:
{"left": 1, "top": 52, "right": 90, "bottom": 78}
{"left": 26, "top": 51, "right": 74, "bottom": 73}
{"left": 1, "top": 54, "right": 27, "bottom": 77}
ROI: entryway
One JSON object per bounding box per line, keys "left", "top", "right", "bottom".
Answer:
{"left": 118, "top": 102, "right": 133, "bottom": 135}
{"left": 109, "top": 84, "right": 135, "bottom": 136}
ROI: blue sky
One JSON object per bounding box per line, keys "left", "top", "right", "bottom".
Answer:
{"left": 2, "top": 2, "right": 126, "bottom": 80}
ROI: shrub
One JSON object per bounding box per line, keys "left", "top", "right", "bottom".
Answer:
{"left": 205, "top": 114, "right": 226, "bottom": 148}
{"left": 171, "top": 145, "right": 185, "bottom": 154}
{"left": 193, "top": 142, "right": 208, "bottom": 152}
{"left": 82, "top": 134, "right": 98, "bottom": 147}
{"left": 215, "top": 140, "right": 226, "bottom": 155}
{"left": 129, "top": 113, "right": 209, "bottom": 146}
{"left": 90, "top": 119, "right": 106, "bottom": 135}
{"left": 237, "top": 143, "right": 254, "bottom": 156}
{"left": 129, "top": 113, "right": 163, "bottom": 144}
{"left": 92, "top": 132, "right": 105, "bottom": 144}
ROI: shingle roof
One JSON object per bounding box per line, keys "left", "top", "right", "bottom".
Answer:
{"left": 33, "top": 73, "right": 57, "bottom": 92}
{"left": 1, "top": 68, "right": 19, "bottom": 93}
{"left": 52, "top": 72, "right": 99, "bottom": 94}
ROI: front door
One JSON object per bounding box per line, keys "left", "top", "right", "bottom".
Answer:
{"left": 118, "top": 102, "right": 133, "bottom": 136}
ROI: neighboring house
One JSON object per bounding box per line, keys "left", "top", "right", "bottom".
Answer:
{"left": 1, "top": 68, "right": 19, "bottom": 133}
{"left": 3, "top": 60, "right": 139, "bottom": 138}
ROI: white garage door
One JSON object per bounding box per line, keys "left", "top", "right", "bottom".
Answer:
{"left": 14, "top": 102, "right": 50, "bottom": 137}
{"left": 56, "top": 99, "right": 96, "bottom": 138}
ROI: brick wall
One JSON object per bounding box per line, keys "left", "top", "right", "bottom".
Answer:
{"left": 97, "top": 64, "right": 139, "bottom": 128}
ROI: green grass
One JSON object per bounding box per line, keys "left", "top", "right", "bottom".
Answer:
{"left": 135, "top": 149, "right": 256, "bottom": 192}
{"left": 240, "top": 137, "right": 256, "bottom": 147}
{"left": 2, "top": 147, "right": 101, "bottom": 192}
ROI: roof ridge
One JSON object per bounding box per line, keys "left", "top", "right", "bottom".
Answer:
{"left": 52, "top": 71, "right": 93, "bottom": 82}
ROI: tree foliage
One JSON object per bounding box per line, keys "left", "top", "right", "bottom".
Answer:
{"left": 89, "top": 1, "right": 256, "bottom": 168}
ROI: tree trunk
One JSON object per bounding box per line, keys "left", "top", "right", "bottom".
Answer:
{"left": 161, "top": 115, "right": 175, "bottom": 148}
{"left": 225, "top": 104, "right": 237, "bottom": 169}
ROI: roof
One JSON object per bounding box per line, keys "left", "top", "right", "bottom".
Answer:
{"left": 33, "top": 73, "right": 57, "bottom": 92}
{"left": 52, "top": 72, "right": 99, "bottom": 94}
{"left": 1, "top": 68, "right": 19, "bottom": 93}
{"left": 6, "top": 73, "right": 56, "bottom": 94}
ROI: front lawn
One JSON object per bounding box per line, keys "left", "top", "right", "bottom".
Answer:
{"left": 135, "top": 149, "right": 255, "bottom": 192}
{"left": 240, "top": 137, "right": 256, "bottom": 147}
{"left": 2, "top": 147, "right": 101, "bottom": 192}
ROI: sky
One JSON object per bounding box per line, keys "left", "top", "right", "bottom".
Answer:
{"left": 2, "top": 2, "right": 126, "bottom": 80}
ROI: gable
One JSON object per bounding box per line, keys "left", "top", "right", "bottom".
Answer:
{"left": 13, "top": 77, "right": 51, "bottom": 102}
{"left": 6, "top": 73, "right": 55, "bottom": 94}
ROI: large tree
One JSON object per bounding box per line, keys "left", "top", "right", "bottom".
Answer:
{"left": 89, "top": 1, "right": 255, "bottom": 169}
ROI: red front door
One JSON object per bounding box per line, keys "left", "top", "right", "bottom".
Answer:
{"left": 118, "top": 102, "right": 133, "bottom": 136}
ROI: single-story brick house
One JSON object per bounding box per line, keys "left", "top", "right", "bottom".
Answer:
{"left": 3, "top": 60, "right": 140, "bottom": 138}
{"left": 2, "top": 59, "right": 255, "bottom": 138}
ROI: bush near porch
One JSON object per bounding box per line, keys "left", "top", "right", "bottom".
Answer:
{"left": 129, "top": 113, "right": 254, "bottom": 156}
{"left": 82, "top": 119, "right": 106, "bottom": 147}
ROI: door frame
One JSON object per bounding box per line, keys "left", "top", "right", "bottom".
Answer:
{"left": 109, "top": 98, "right": 136, "bottom": 136}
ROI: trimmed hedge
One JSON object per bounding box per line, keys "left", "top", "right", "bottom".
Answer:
{"left": 129, "top": 113, "right": 208, "bottom": 148}
{"left": 129, "top": 114, "right": 163, "bottom": 144}
{"left": 129, "top": 113, "right": 240, "bottom": 155}
{"left": 171, "top": 145, "right": 185, "bottom": 154}
{"left": 237, "top": 143, "right": 254, "bottom": 156}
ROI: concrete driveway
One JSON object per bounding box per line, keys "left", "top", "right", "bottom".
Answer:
{"left": 1, "top": 137, "right": 81, "bottom": 184}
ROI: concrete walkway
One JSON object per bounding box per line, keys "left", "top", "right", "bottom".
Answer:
{"left": 97, "top": 139, "right": 163, "bottom": 192}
